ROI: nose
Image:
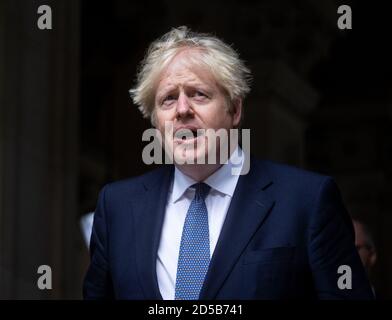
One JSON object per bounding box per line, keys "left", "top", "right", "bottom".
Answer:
{"left": 176, "top": 92, "right": 193, "bottom": 119}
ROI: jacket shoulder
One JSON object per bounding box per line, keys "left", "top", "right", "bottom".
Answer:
{"left": 100, "top": 165, "right": 173, "bottom": 198}
{"left": 251, "top": 158, "right": 336, "bottom": 198}
{"left": 257, "top": 159, "right": 330, "bottom": 183}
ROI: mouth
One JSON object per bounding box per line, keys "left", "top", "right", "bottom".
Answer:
{"left": 174, "top": 127, "right": 205, "bottom": 143}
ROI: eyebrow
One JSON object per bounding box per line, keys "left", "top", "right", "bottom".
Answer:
{"left": 156, "top": 82, "right": 212, "bottom": 100}
{"left": 156, "top": 86, "right": 176, "bottom": 102}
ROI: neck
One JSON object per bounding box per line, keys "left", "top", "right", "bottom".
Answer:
{"left": 173, "top": 144, "right": 239, "bottom": 181}
{"left": 175, "top": 163, "right": 222, "bottom": 182}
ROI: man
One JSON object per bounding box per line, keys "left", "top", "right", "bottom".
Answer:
{"left": 353, "top": 219, "right": 377, "bottom": 274}
{"left": 353, "top": 218, "right": 377, "bottom": 297}
{"left": 83, "top": 26, "right": 374, "bottom": 299}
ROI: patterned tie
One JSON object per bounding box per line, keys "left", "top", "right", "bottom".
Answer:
{"left": 175, "top": 182, "right": 211, "bottom": 300}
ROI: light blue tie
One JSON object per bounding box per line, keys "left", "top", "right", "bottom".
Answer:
{"left": 175, "top": 183, "right": 211, "bottom": 300}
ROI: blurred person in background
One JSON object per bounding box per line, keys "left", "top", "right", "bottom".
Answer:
{"left": 353, "top": 218, "right": 378, "bottom": 297}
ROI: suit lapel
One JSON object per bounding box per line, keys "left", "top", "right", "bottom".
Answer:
{"left": 200, "top": 158, "right": 275, "bottom": 299}
{"left": 133, "top": 165, "right": 173, "bottom": 300}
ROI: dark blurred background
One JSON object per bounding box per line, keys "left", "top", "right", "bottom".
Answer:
{"left": 1, "top": 0, "right": 391, "bottom": 299}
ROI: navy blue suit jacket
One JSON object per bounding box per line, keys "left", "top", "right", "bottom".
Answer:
{"left": 83, "top": 158, "right": 374, "bottom": 299}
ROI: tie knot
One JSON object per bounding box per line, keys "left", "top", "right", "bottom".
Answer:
{"left": 192, "top": 183, "right": 210, "bottom": 201}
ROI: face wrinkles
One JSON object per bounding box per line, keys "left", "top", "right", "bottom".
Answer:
{"left": 156, "top": 65, "right": 223, "bottom": 129}
{"left": 156, "top": 64, "right": 215, "bottom": 108}
{"left": 154, "top": 49, "right": 241, "bottom": 169}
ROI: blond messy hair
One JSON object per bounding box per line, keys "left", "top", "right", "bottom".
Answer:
{"left": 129, "top": 26, "right": 251, "bottom": 125}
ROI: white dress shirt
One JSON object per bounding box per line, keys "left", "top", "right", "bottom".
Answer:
{"left": 156, "top": 146, "right": 245, "bottom": 300}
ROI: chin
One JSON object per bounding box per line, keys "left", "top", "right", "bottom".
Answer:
{"left": 173, "top": 145, "right": 203, "bottom": 165}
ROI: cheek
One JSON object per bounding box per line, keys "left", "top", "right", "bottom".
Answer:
{"left": 216, "top": 101, "right": 233, "bottom": 123}
{"left": 154, "top": 112, "right": 174, "bottom": 138}
{"left": 202, "top": 103, "right": 231, "bottom": 125}
{"left": 156, "top": 106, "right": 177, "bottom": 118}
{"left": 210, "top": 110, "right": 233, "bottom": 128}
{"left": 155, "top": 109, "right": 170, "bottom": 126}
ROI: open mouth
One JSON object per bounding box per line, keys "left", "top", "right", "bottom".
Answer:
{"left": 174, "top": 128, "right": 204, "bottom": 141}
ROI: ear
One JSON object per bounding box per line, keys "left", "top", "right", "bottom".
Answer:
{"left": 232, "top": 99, "right": 242, "bottom": 127}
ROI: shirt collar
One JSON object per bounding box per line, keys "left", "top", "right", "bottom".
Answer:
{"left": 172, "top": 145, "right": 244, "bottom": 203}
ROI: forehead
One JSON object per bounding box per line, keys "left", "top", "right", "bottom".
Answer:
{"left": 157, "top": 49, "right": 217, "bottom": 89}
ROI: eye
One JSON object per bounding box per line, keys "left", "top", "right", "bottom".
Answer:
{"left": 194, "top": 91, "right": 206, "bottom": 97}
{"left": 162, "top": 94, "right": 176, "bottom": 106}
{"left": 191, "top": 90, "right": 209, "bottom": 100}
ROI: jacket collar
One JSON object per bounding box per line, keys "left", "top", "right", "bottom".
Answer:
{"left": 133, "top": 156, "right": 274, "bottom": 300}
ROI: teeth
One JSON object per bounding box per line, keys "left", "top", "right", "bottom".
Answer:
{"left": 175, "top": 129, "right": 198, "bottom": 140}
